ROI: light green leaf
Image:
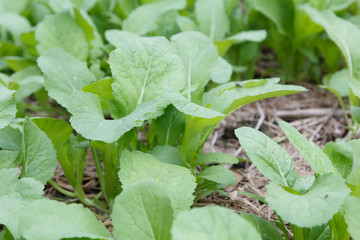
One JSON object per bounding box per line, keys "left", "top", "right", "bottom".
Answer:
{"left": 0, "top": 12, "right": 31, "bottom": 38}
{"left": 323, "top": 141, "right": 353, "bottom": 179}
{"left": 119, "top": 150, "right": 196, "bottom": 215}
{"left": 0, "top": 168, "right": 43, "bottom": 239}
{"left": 18, "top": 199, "right": 112, "bottom": 240}
{"left": 0, "top": 0, "right": 28, "bottom": 13}
{"left": 69, "top": 90, "right": 165, "bottom": 142}
{"left": 198, "top": 166, "right": 237, "bottom": 186}
{"left": 109, "top": 36, "right": 185, "bottom": 116}
{"left": 240, "top": 212, "right": 283, "bottom": 240}
{"left": 105, "top": 30, "right": 139, "bottom": 48}
{"left": 20, "top": 118, "right": 57, "bottom": 184}
{"left": 347, "top": 140, "right": 360, "bottom": 185}
{"left": 74, "top": 8, "right": 103, "bottom": 60}
{"left": 48, "top": 0, "right": 97, "bottom": 13}
{"left": 0, "top": 84, "right": 16, "bottom": 129}
{"left": 35, "top": 13, "right": 89, "bottom": 61}
{"left": 195, "top": 0, "right": 229, "bottom": 41}
{"left": 38, "top": 48, "right": 96, "bottom": 109}
{"left": 14, "top": 76, "right": 44, "bottom": 102}
{"left": 303, "top": 5, "right": 360, "bottom": 79}
{"left": 204, "top": 78, "right": 306, "bottom": 114}
{"left": 123, "top": 0, "right": 186, "bottom": 35}
{"left": 235, "top": 126, "right": 298, "bottom": 187}
{"left": 5, "top": 56, "right": 35, "bottom": 72}
{"left": 176, "top": 16, "right": 198, "bottom": 32}
{"left": 150, "top": 145, "right": 182, "bottom": 165}
{"left": 266, "top": 174, "right": 350, "bottom": 228}
{"left": 83, "top": 77, "right": 113, "bottom": 110}
{"left": 344, "top": 196, "right": 360, "bottom": 240}
{"left": 323, "top": 69, "right": 350, "bottom": 97}
{"left": 194, "top": 152, "right": 239, "bottom": 165}
{"left": 0, "top": 126, "right": 21, "bottom": 169}
{"left": 310, "top": 0, "right": 356, "bottom": 11}
{"left": 170, "top": 31, "right": 218, "bottom": 103}
{"left": 171, "top": 206, "right": 262, "bottom": 240}
{"left": 279, "top": 121, "right": 338, "bottom": 175}
{"left": 215, "top": 30, "right": 267, "bottom": 56}
{"left": 164, "top": 84, "right": 225, "bottom": 119}
{"left": 210, "top": 57, "right": 232, "bottom": 84}
{"left": 246, "top": 0, "right": 294, "bottom": 35}
{"left": 155, "top": 105, "right": 185, "bottom": 146}
{"left": 112, "top": 181, "right": 173, "bottom": 240}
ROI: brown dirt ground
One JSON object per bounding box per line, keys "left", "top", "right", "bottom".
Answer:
{"left": 39, "top": 82, "right": 353, "bottom": 236}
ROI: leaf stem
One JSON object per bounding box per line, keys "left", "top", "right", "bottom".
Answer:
{"left": 91, "top": 147, "right": 108, "bottom": 204}
{"left": 48, "top": 179, "right": 77, "bottom": 198}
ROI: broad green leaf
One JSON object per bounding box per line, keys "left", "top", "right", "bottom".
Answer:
{"left": 344, "top": 196, "right": 360, "bottom": 240}
{"left": 215, "top": 30, "right": 267, "bottom": 56}
{"left": 155, "top": 105, "right": 185, "bottom": 146}
{"left": 266, "top": 174, "right": 350, "bottom": 228}
{"left": 69, "top": 90, "right": 164, "bottom": 142}
{"left": 105, "top": 30, "right": 139, "bottom": 48}
{"left": 323, "top": 69, "right": 350, "bottom": 97}
{"left": 323, "top": 142, "right": 353, "bottom": 179}
{"left": 74, "top": 8, "right": 103, "bottom": 60}
{"left": 310, "top": 0, "right": 356, "bottom": 11}
{"left": 116, "top": 0, "right": 139, "bottom": 18}
{"left": 210, "top": 57, "right": 232, "bottom": 84}
{"left": 198, "top": 166, "right": 237, "bottom": 186}
{"left": 204, "top": 78, "right": 306, "bottom": 114}
{"left": 170, "top": 31, "right": 218, "bottom": 103}
{"left": 171, "top": 206, "right": 262, "bottom": 240}
{"left": 13, "top": 76, "right": 44, "bottom": 102}
{"left": 194, "top": 152, "right": 239, "bottom": 165}
{"left": 0, "top": 0, "right": 28, "bottom": 13}
{"left": 5, "top": 56, "right": 36, "bottom": 72}
{"left": 48, "top": 0, "right": 97, "bottom": 12}
{"left": 246, "top": 0, "right": 294, "bottom": 35}
{"left": 164, "top": 84, "right": 225, "bottom": 119}
{"left": 349, "top": 79, "right": 360, "bottom": 99}
{"left": 235, "top": 127, "right": 298, "bottom": 187}
{"left": 123, "top": 0, "right": 186, "bottom": 35}
{"left": 0, "top": 126, "right": 21, "bottom": 169}
{"left": 0, "top": 168, "right": 43, "bottom": 239}
{"left": 293, "top": 174, "right": 315, "bottom": 194}
{"left": 83, "top": 78, "right": 113, "bottom": 110}
{"left": 304, "top": 5, "right": 360, "bottom": 79}
{"left": 112, "top": 181, "right": 173, "bottom": 240}
{"left": 0, "top": 12, "right": 31, "bottom": 38}
{"left": 0, "top": 84, "right": 16, "bottom": 129}
{"left": 240, "top": 212, "right": 283, "bottom": 240}
{"left": 35, "top": 13, "right": 89, "bottom": 61}
{"left": 38, "top": 48, "right": 96, "bottom": 109}
{"left": 20, "top": 118, "right": 57, "bottom": 184}
{"left": 150, "top": 145, "right": 182, "bottom": 165}
{"left": 347, "top": 140, "right": 360, "bottom": 185}
{"left": 18, "top": 199, "right": 112, "bottom": 240}
{"left": 176, "top": 16, "right": 198, "bottom": 32}
{"left": 195, "top": 0, "right": 229, "bottom": 41}
{"left": 119, "top": 150, "right": 196, "bottom": 215}
{"left": 279, "top": 121, "right": 338, "bottom": 175}
{"left": 109, "top": 36, "right": 185, "bottom": 116}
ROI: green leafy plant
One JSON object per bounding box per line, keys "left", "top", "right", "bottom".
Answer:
{"left": 236, "top": 121, "right": 360, "bottom": 239}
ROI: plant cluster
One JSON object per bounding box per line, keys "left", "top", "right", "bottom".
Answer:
{"left": 0, "top": 0, "right": 359, "bottom": 239}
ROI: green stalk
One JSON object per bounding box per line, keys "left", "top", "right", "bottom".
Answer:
{"left": 48, "top": 179, "right": 77, "bottom": 198}
{"left": 292, "top": 225, "right": 304, "bottom": 240}
{"left": 91, "top": 146, "right": 108, "bottom": 204}
{"left": 103, "top": 143, "right": 115, "bottom": 211}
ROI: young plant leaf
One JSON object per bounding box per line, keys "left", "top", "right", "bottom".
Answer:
{"left": 195, "top": 0, "right": 229, "bottom": 41}
{"left": 112, "top": 181, "right": 173, "bottom": 240}
{"left": 344, "top": 196, "right": 360, "bottom": 240}
{"left": 20, "top": 118, "right": 57, "bottom": 184}
{"left": 347, "top": 140, "right": 360, "bottom": 185}
{"left": 310, "top": 0, "right": 356, "bottom": 11}
{"left": 266, "top": 174, "right": 350, "bottom": 228}
{"left": 0, "top": 84, "right": 16, "bottom": 129}
{"left": 38, "top": 48, "right": 96, "bottom": 109}
{"left": 109, "top": 36, "right": 185, "bottom": 117}
{"left": 194, "top": 152, "right": 239, "bottom": 165}
{"left": 0, "top": 126, "right": 21, "bottom": 169}
{"left": 171, "top": 206, "right": 262, "bottom": 240}
{"left": 210, "top": 57, "right": 233, "bottom": 84}
{"left": 235, "top": 126, "right": 298, "bottom": 187}
{"left": 170, "top": 31, "right": 218, "bottom": 103}
{"left": 323, "top": 141, "right": 353, "bottom": 179}
{"left": 119, "top": 150, "right": 196, "bottom": 215}
{"left": 0, "top": 168, "right": 44, "bottom": 239}
{"left": 35, "top": 13, "right": 89, "bottom": 61}
{"left": 150, "top": 145, "right": 182, "bottom": 165}
{"left": 122, "top": 0, "right": 186, "bottom": 35}
{"left": 105, "top": 30, "right": 139, "bottom": 48}
{"left": 279, "top": 121, "right": 338, "bottom": 175}
{"left": 198, "top": 165, "right": 237, "bottom": 186}
{"left": 18, "top": 199, "right": 112, "bottom": 240}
